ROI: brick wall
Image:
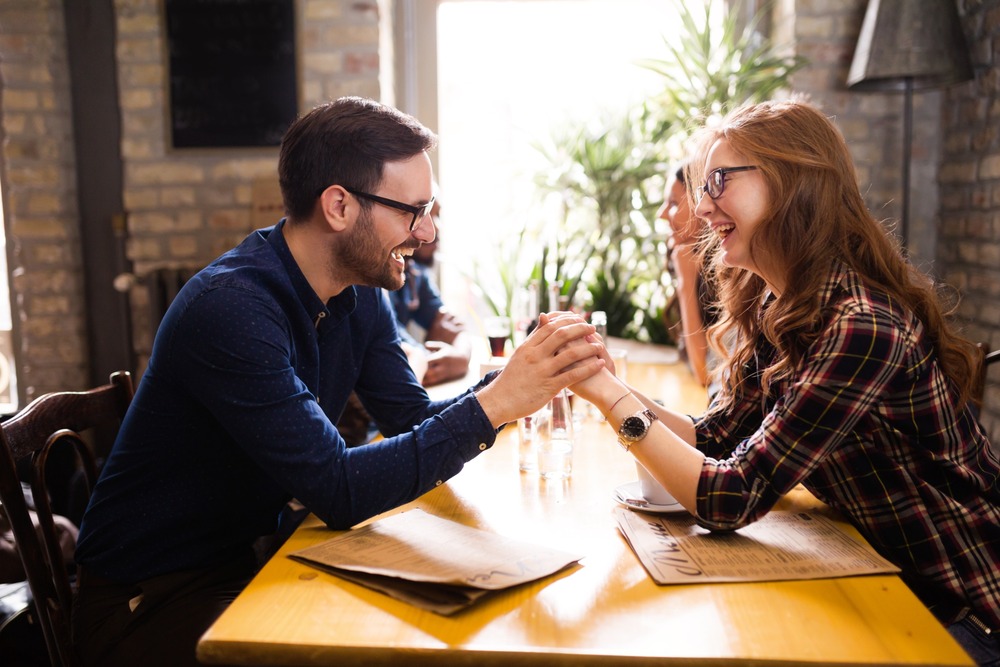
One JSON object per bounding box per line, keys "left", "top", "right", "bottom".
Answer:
{"left": 0, "top": 0, "right": 90, "bottom": 401}
{"left": 941, "top": 0, "right": 1000, "bottom": 443}
{"left": 0, "top": 0, "right": 383, "bottom": 400}
{"left": 114, "top": 0, "right": 382, "bottom": 370}
{"left": 778, "top": 0, "right": 999, "bottom": 445}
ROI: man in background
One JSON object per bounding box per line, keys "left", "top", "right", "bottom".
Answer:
{"left": 389, "top": 194, "right": 472, "bottom": 387}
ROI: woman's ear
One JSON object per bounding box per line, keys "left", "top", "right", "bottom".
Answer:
{"left": 318, "top": 185, "right": 351, "bottom": 232}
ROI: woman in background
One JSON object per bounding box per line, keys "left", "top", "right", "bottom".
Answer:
{"left": 573, "top": 99, "right": 1000, "bottom": 665}
{"left": 659, "top": 163, "right": 717, "bottom": 393}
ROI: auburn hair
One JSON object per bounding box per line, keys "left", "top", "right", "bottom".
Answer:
{"left": 687, "top": 99, "right": 980, "bottom": 413}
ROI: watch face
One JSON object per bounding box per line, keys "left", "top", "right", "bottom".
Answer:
{"left": 620, "top": 415, "right": 648, "bottom": 441}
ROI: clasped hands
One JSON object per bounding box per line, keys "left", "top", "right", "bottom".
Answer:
{"left": 475, "top": 311, "right": 626, "bottom": 429}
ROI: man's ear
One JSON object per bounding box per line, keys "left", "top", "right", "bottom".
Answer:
{"left": 318, "top": 185, "right": 351, "bottom": 232}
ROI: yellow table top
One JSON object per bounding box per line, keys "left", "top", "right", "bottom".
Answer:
{"left": 198, "top": 359, "right": 973, "bottom": 666}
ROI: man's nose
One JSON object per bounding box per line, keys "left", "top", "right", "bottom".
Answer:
{"left": 413, "top": 214, "right": 436, "bottom": 243}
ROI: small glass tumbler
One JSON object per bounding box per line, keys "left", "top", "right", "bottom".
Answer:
{"left": 537, "top": 389, "right": 574, "bottom": 480}
{"left": 484, "top": 316, "right": 511, "bottom": 357}
{"left": 517, "top": 412, "right": 541, "bottom": 472}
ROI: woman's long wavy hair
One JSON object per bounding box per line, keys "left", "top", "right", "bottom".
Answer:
{"left": 688, "top": 99, "right": 980, "bottom": 414}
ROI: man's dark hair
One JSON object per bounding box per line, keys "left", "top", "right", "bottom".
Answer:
{"left": 278, "top": 97, "right": 438, "bottom": 221}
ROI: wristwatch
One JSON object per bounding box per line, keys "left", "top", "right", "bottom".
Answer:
{"left": 617, "top": 408, "right": 658, "bottom": 452}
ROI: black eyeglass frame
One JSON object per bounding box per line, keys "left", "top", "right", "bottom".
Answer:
{"left": 343, "top": 187, "right": 435, "bottom": 231}
{"left": 697, "top": 166, "right": 758, "bottom": 203}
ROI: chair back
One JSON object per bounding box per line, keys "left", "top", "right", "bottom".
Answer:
{"left": 974, "top": 343, "right": 1000, "bottom": 408}
{"left": 0, "top": 371, "right": 134, "bottom": 667}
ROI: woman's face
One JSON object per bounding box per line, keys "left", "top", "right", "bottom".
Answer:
{"left": 694, "top": 138, "right": 781, "bottom": 292}
{"left": 659, "top": 177, "right": 698, "bottom": 244}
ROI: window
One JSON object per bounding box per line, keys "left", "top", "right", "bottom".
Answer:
{"left": 0, "top": 192, "right": 18, "bottom": 413}
{"left": 421, "top": 0, "right": 681, "bottom": 325}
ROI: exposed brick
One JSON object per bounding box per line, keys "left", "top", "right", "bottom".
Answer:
{"left": 981, "top": 153, "right": 1000, "bottom": 179}
{"left": 167, "top": 236, "right": 199, "bottom": 258}
{"left": 941, "top": 161, "right": 979, "bottom": 183}
{"left": 304, "top": 1, "right": 344, "bottom": 20}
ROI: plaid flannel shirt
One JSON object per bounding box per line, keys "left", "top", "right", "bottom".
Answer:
{"left": 694, "top": 263, "right": 1000, "bottom": 629}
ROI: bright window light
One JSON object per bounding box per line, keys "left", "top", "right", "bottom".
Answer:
{"left": 435, "top": 0, "right": 683, "bottom": 329}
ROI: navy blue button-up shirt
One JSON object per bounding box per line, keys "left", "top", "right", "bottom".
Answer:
{"left": 77, "top": 220, "right": 497, "bottom": 583}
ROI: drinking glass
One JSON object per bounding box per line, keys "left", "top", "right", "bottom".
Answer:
{"left": 484, "top": 316, "right": 511, "bottom": 357}
{"left": 517, "top": 412, "right": 541, "bottom": 472}
{"left": 537, "top": 389, "right": 573, "bottom": 479}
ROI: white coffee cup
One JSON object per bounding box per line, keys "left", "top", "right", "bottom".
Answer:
{"left": 635, "top": 461, "right": 677, "bottom": 506}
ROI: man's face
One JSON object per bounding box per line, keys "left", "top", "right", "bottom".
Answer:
{"left": 332, "top": 153, "right": 436, "bottom": 291}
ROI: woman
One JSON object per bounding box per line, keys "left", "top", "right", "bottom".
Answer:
{"left": 659, "top": 163, "right": 718, "bottom": 391}
{"left": 571, "top": 99, "right": 1000, "bottom": 665}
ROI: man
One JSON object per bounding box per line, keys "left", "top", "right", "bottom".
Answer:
{"left": 73, "top": 97, "right": 602, "bottom": 666}
{"left": 390, "top": 195, "right": 472, "bottom": 387}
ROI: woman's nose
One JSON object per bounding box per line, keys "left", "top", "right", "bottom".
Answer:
{"left": 656, "top": 201, "right": 670, "bottom": 221}
{"left": 694, "top": 192, "right": 714, "bottom": 218}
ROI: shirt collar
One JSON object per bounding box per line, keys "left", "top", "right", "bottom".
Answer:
{"left": 816, "top": 260, "right": 854, "bottom": 311}
{"left": 267, "top": 219, "right": 335, "bottom": 325}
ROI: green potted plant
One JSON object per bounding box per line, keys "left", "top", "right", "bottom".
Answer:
{"left": 471, "top": 0, "right": 807, "bottom": 346}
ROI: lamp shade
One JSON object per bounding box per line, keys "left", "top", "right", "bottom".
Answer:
{"left": 848, "top": 0, "right": 973, "bottom": 92}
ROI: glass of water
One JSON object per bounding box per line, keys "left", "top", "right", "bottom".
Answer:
{"left": 517, "top": 412, "right": 540, "bottom": 472}
{"left": 537, "top": 389, "right": 573, "bottom": 480}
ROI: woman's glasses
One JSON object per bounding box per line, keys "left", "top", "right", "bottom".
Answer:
{"left": 696, "top": 166, "right": 758, "bottom": 203}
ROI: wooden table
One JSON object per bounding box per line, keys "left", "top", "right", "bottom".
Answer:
{"left": 197, "top": 355, "right": 973, "bottom": 666}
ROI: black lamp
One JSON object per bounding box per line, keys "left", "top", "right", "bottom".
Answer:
{"left": 847, "top": 0, "right": 973, "bottom": 245}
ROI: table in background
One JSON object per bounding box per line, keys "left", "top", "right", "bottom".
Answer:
{"left": 198, "top": 353, "right": 973, "bottom": 667}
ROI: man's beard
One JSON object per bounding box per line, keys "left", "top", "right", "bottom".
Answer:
{"left": 331, "top": 207, "right": 410, "bottom": 291}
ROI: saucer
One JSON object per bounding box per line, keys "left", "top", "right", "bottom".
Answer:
{"left": 613, "top": 481, "right": 687, "bottom": 514}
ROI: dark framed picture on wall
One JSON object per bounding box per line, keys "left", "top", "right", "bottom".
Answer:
{"left": 164, "top": 0, "right": 298, "bottom": 149}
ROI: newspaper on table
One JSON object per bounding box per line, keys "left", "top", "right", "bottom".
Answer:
{"left": 289, "top": 509, "right": 582, "bottom": 615}
{"left": 615, "top": 507, "right": 900, "bottom": 585}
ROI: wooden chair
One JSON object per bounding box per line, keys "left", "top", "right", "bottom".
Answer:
{"left": 974, "top": 343, "right": 1000, "bottom": 408}
{"left": 0, "top": 371, "right": 134, "bottom": 667}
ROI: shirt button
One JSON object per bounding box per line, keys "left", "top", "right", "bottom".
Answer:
{"left": 479, "top": 443, "right": 487, "bottom": 451}
{"left": 435, "top": 479, "right": 443, "bottom": 486}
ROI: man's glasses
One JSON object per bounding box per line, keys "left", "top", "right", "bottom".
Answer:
{"left": 344, "top": 187, "right": 435, "bottom": 231}
{"left": 696, "top": 166, "right": 758, "bottom": 203}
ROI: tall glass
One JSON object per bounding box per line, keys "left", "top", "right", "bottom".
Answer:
{"left": 517, "top": 412, "right": 541, "bottom": 472}
{"left": 537, "top": 389, "right": 573, "bottom": 479}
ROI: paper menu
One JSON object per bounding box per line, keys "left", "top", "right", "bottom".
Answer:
{"left": 615, "top": 507, "right": 900, "bottom": 585}
{"left": 289, "top": 509, "right": 582, "bottom": 615}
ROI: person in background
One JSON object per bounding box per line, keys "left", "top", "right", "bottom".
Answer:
{"left": 389, "top": 194, "right": 473, "bottom": 387}
{"left": 73, "top": 96, "right": 604, "bottom": 667}
{"left": 571, "top": 99, "right": 1000, "bottom": 666}
{"left": 338, "top": 195, "right": 471, "bottom": 446}
{"left": 659, "top": 163, "right": 718, "bottom": 391}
